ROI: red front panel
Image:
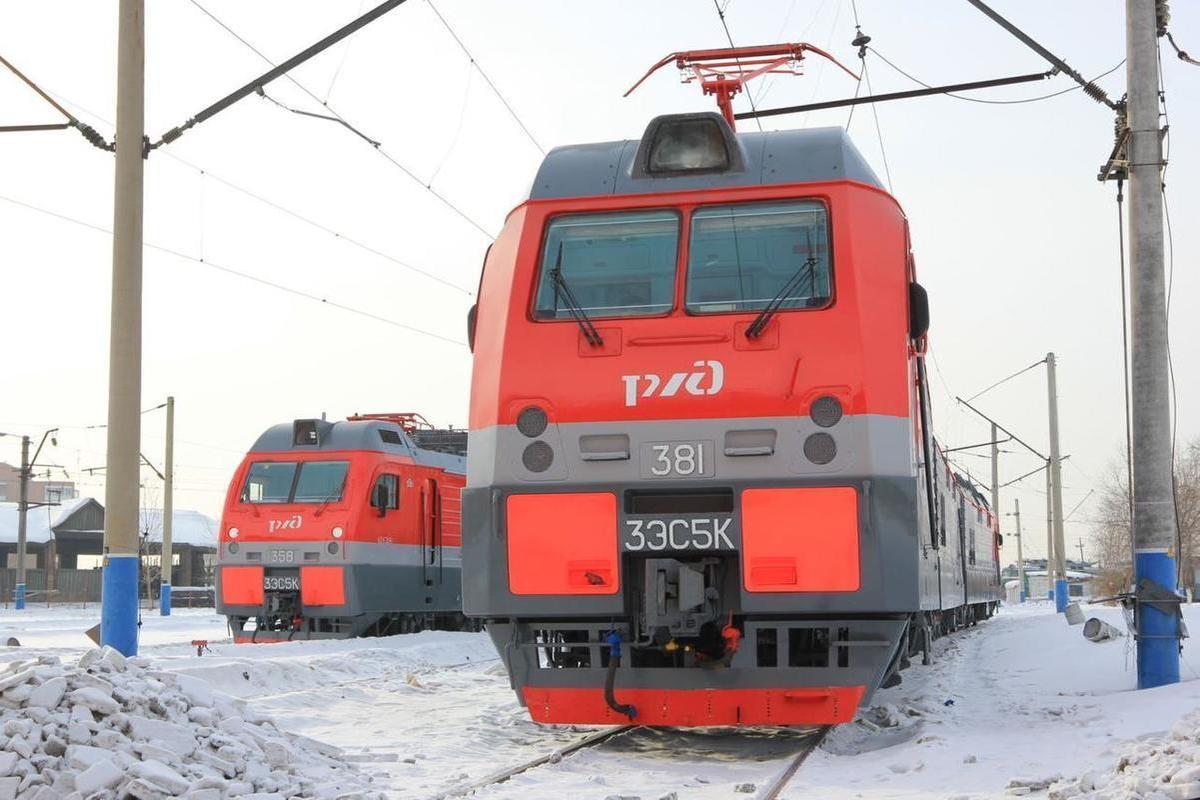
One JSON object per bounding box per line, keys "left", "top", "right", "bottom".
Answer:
{"left": 742, "top": 487, "right": 861, "bottom": 592}
{"left": 506, "top": 493, "right": 619, "bottom": 595}
{"left": 300, "top": 566, "right": 346, "bottom": 606}
{"left": 469, "top": 182, "right": 910, "bottom": 431}
{"left": 522, "top": 686, "right": 865, "bottom": 726}
{"left": 220, "top": 566, "right": 264, "bottom": 605}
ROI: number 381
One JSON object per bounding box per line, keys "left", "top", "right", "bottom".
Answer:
{"left": 650, "top": 443, "right": 704, "bottom": 476}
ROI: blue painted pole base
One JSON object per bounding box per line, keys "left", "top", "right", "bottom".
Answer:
{"left": 100, "top": 554, "right": 139, "bottom": 656}
{"left": 159, "top": 583, "right": 172, "bottom": 617}
{"left": 1136, "top": 551, "right": 1181, "bottom": 689}
{"left": 1047, "top": 588, "right": 1054, "bottom": 600}
{"left": 1055, "top": 579, "right": 1069, "bottom": 613}
{"left": 1020, "top": 591, "right": 1027, "bottom": 602}
{"left": 14, "top": 583, "right": 25, "bottom": 611}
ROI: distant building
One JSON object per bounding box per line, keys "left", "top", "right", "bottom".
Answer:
{"left": 0, "top": 497, "right": 216, "bottom": 603}
{"left": 1002, "top": 559, "right": 1099, "bottom": 601}
{"left": 0, "top": 462, "right": 76, "bottom": 505}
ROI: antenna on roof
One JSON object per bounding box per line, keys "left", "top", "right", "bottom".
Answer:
{"left": 624, "top": 43, "right": 859, "bottom": 129}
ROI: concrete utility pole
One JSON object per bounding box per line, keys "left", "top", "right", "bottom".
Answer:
{"left": 1046, "top": 464, "right": 1054, "bottom": 600}
{"left": 101, "top": 0, "right": 145, "bottom": 657}
{"left": 16, "top": 436, "right": 30, "bottom": 610}
{"left": 1127, "top": 0, "right": 1180, "bottom": 688}
{"left": 1013, "top": 499, "right": 1025, "bottom": 602}
{"left": 160, "top": 396, "right": 174, "bottom": 616}
{"left": 1046, "top": 353, "right": 1068, "bottom": 612}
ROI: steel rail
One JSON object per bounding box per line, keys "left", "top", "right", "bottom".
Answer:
{"left": 757, "top": 726, "right": 833, "bottom": 800}
{"left": 429, "top": 725, "right": 636, "bottom": 799}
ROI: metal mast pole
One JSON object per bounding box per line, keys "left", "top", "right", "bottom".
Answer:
{"left": 990, "top": 421, "right": 1000, "bottom": 550}
{"left": 101, "top": 0, "right": 145, "bottom": 656}
{"left": 1046, "top": 353, "right": 1068, "bottom": 611}
{"left": 1014, "top": 499, "right": 1025, "bottom": 602}
{"left": 160, "top": 396, "right": 174, "bottom": 616}
{"left": 16, "top": 436, "right": 30, "bottom": 610}
{"left": 1127, "top": 0, "right": 1179, "bottom": 687}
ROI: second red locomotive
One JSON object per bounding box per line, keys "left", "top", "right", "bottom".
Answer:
{"left": 216, "top": 413, "right": 468, "bottom": 642}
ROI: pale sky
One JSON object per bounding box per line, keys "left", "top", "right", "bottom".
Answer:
{"left": 1, "top": 1, "right": 1196, "bottom": 567}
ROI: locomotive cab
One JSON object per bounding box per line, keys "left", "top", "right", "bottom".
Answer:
{"left": 464, "top": 112, "right": 999, "bottom": 726}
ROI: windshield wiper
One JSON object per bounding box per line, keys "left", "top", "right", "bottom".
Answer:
{"left": 312, "top": 476, "right": 347, "bottom": 517}
{"left": 550, "top": 242, "right": 604, "bottom": 347}
{"left": 745, "top": 257, "right": 818, "bottom": 339}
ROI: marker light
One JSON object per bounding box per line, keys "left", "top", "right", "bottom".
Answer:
{"left": 228, "top": 527, "right": 240, "bottom": 540}
{"left": 331, "top": 526, "right": 345, "bottom": 539}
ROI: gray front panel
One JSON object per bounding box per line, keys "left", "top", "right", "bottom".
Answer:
{"left": 461, "top": 474, "right": 921, "bottom": 618}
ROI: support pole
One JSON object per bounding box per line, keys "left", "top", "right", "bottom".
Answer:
{"left": 1046, "top": 464, "right": 1054, "bottom": 600}
{"left": 15, "top": 436, "right": 29, "bottom": 610}
{"left": 1127, "top": 0, "right": 1180, "bottom": 688}
{"left": 1014, "top": 499, "right": 1026, "bottom": 602}
{"left": 990, "top": 423, "right": 1000, "bottom": 515}
{"left": 160, "top": 396, "right": 173, "bottom": 616}
{"left": 1046, "top": 353, "right": 1068, "bottom": 612}
{"left": 101, "top": 0, "right": 144, "bottom": 657}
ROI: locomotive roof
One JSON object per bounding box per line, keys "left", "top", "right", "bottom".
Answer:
{"left": 248, "top": 419, "right": 466, "bottom": 475}
{"left": 529, "top": 117, "right": 883, "bottom": 200}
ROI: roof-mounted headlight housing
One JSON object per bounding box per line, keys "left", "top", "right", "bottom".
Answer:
{"left": 633, "top": 112, "right": 744, "bottom": 178}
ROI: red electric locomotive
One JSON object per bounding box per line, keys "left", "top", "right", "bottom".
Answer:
{"left": 463, "top": 45, "right": 1000, "bottom": 726}
{"left": 216, "top": 413, "right": 468, "bottom": 642}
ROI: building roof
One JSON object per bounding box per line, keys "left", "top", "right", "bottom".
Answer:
{"left": 0, "top": 498, "right": 218, "bottom": 548}
{"left": 0, "top": 503, "right": 55, "bottom": 544}
{"left": 139, "top": 507, "right": 218, "bottom": 548}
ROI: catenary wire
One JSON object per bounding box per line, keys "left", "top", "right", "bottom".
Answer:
{"left": 0, "top": 193, "right": 467, "bottom": 347}
{"left": 713, "top": 0, "right": 765, "bottom": 133}
{"left": 41, "top": 86, "right": 474, "bottom": 296}
{"left": 966, "top": 358, "right": 1048, "bottom": 402}
{"left": 425, "top": 0, "right": 545, "bottom": 154}
{"left": 869, "top": 47, "right": 1125, "bottom": 105}
{"left": 185, "top": 0, "right": 496, "bottom": 240}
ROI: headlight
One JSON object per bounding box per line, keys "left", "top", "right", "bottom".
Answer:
{"left": 228, "top": 527, "right": 240, "bottom": 540}
{"left": 331, "top": 526, "right": 344, "bottom": 539}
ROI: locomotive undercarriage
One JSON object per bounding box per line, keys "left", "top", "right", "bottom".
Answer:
{"left": 225, "top": 585, "right": 482, "bottom": 643}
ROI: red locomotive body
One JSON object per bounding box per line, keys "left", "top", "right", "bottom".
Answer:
{"left": 216, "top": 414, "right": 468, "bottom": 642}
{"left": 462, "top": 108, "right": 1000, "bottom": 725}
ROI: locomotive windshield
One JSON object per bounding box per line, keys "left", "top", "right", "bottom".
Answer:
{"left": 240, "top": 460, "right": 350, "bottom": 504}
{"left": 686, "top": 201, "right": 831, "bottom": 314}
{"left": 532, "top": 210, "right": 679, "bottom": 319}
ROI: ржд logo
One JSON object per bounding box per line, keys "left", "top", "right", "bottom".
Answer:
{"left": 621, "top": 360, "right": 724, "bottom": 407}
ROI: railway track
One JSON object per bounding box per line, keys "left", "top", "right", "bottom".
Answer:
{"left": 755, "top": 726, "right": 832, "bottom": 799}
{"left": 429, "top": 724, "right": 636, "bottom": 799}
{"left": 429, "top": 723, "right": 830, "bottom": 800}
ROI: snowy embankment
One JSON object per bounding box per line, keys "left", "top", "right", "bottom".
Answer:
{"left": 795, "top": 602, "right": 1200, "bottom": 800}
{"left": 5, "top": 603, "right": 1200, "bottom": 798}
{"left": 0, "top": 645, "right": 383, "bottom": 799}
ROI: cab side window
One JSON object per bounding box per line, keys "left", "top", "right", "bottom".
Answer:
{"left": 371, "top": 474, "right": 400, "bottom": 510}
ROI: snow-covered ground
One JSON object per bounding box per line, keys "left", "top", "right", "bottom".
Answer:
{"left": 1, "top": 602, "right": 1199, "bottom": 798}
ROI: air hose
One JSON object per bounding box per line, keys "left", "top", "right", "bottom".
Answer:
{"left": 604, "top": 631, "right": 638, "bottom": 720}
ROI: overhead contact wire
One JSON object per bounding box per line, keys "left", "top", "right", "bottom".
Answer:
{"left": 426, "top": 0, "right": 545, "bottom": 154}
{"left": 0, "top": 193, "right": 466, "bottom": 347}
{"left": 185, "top": 0, "right": 496, "bottom": 240}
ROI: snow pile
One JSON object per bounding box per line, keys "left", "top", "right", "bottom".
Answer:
{"left": 1047, "top": 709, "right": 1200, "bottom": 800}
{"left": 0, "top": 647, "right": 384, "bottom": 799}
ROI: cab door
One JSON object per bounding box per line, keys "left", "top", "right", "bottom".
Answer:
{"left": 421, "top": 476, "right": 442, "bottom": 590}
